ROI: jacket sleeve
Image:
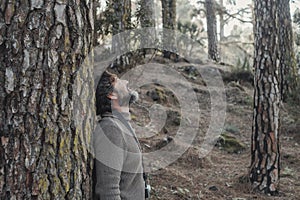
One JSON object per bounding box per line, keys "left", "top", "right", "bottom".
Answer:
{"left": 93, "top": 123, "right": 126, "bottom": 200}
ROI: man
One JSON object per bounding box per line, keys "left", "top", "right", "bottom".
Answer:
{"left": 93, "top": 70, "right": 146, "bottom": 200}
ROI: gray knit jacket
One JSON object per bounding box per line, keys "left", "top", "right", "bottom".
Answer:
{"left": 93, "top": 112, "right": 145, "bottom": 200}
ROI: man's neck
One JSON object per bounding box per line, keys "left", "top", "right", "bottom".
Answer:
{"left": 110, "top": 100, "right": 131, "bottom": 120}
{"left": 112, "top": 107, "right": 131, "bottom": 121}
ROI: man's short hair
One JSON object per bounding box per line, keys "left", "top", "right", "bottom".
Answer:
{"left": 95, "top": 70, "right": 117, "bottom": 116}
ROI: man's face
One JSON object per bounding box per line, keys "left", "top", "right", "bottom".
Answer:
{"left": 113, "top": 78, "right": 138, "bottom": 107}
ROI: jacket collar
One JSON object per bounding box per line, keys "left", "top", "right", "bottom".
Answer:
{"left": 101, "top": 110, "right": 131, "bottom": 121}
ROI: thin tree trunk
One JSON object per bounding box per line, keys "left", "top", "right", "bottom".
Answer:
{"left": 94, "top": 0, "right": 102, "bottom": 46}
{"left": 161, "top": 0, "right": 177, "bottom": 59}
{"left": 111, "top": 0, "right": 123, "bottom": 53}
{"left": 250, "top": 0, "right": 281, "bottom": 195}
{"left": 277, "top": 0, "right": 297, "bottom": 101}
{"left": 111, "top": 0, "right": 132, "bottom": 67}
{"left": 139, "top": 0, "right": 156, "bottom": 54}
{"left": 0, "top": 0, "right": 95, "bottom": 199}
{"left": 169, "top": 0, "right": 176, "bottom": 30}
{"left": 219, "top": 0, "right": 225, "bottom": 41}
{"left": 205, "top": 0, "right": 220, "bottom": 62}
{"left": 162, "top": 0, "right": 171, "bottom": 57}
{"left": 140, "top": 0, "right": 156, "bottom": 27}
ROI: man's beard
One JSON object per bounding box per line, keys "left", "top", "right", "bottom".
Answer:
{"left": 118, "top": 90, "right": 139, "bottom": 106}
{"left": 129, "top": 90, "right": 139, "bottom": 104}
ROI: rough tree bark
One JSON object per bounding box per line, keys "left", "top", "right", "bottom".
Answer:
{"left": 277, "top": 0, "right": 297, "bottom": 101}
{"left": 0, "top": 0, "right": 95, "bottom": 199}
{"left": 250, "top": 0, "right": 281, "bottom": 195}
{"left": 205, "top": 0, "right": 220, "bottom": 62}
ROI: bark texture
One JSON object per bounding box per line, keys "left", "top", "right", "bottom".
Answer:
{"left": 205, "top": 0, "right": 220, "bottom": 62}
{"left": 0, "top": 0, "right": 95, "bottom": 199}
{"left": 277, "top": 0, "right": 297, "bottom": 101}
{"left": 250, "top": 0, "right": 281, "bottom": 195}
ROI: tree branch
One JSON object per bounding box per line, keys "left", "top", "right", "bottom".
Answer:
{"left": 197, "top": 0, "right": 205, "bottom": 5}
{"left": 197, "top": 0, "right": 253, "bottom": 24}
{"left": 213, "top": 1, "right": 253, "bottom": 24}
{"left": 223, "top": 8, "right": 253, "bottom": 24}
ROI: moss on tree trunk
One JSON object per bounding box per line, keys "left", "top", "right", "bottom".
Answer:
{"left": 0, "top": 0, "right": 95, "bottom": 199}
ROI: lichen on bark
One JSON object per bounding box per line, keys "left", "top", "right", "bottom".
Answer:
{"left": 0, "top": 0, "right": 95, "bottom": 199}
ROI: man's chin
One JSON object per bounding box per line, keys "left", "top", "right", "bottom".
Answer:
{"left": 129, "top": 90, "right": 139, "bottom": 104}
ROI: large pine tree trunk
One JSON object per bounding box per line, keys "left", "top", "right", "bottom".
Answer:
{"left": 277, "top": 0, "right": 297, "bottom": 101}
{"left": 0, "top": 0, "right": 95, "bottom": 199}
{"left": 205, "top": 0, "right": 220, "bottom": 62}
{"left": 250, "top": 0, "right": 281, "bottom": 195}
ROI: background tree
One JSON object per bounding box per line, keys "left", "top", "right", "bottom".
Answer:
{"left": 196, "top": 0, "right": 253, "bottom": 65}
{"left": 250, "top": 0, "right": 281, "bottom": 195}
{"left": 0, "top": 0, "right": 94, "bottom": 198}
{"left": 177, "top": 20, "right": 204, "bottom": 56}
{"left": 176, "top": 0, "right": 205, "bottom": 57}
{"left": 205, "top": 0, "right": 220, "bottom": 62}
{"left": 137, "top": 0, "right": 156, "bottom": 54}
{"left": 111, "top": 0, "right": 132, "bottom": 52}
{"left": 215, "top": 0, "right": 252, "bottom": 41}
{"left": 94, "top": 0, "right": 113, "bottom": 46}
{"left": 294, "top": 8, "right": 300, "bottom": 82}
{"left": 94, "top": 0, "right": 102, "bottom": 46}
{"left": 218, "top": 0, "right": 225, "bottom": 41}
{"left": 277, "top": 0, "right": 297, "bottom": 101}
{"left": 161, "top": 0, "right": 177, "bottom": 58}
{"left": 139, "top": 0, "right": 156, "bottom": 28}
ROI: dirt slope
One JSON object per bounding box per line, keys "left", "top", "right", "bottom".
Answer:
{"left": 129, "top": 60, "right": 300, "bottom": 200}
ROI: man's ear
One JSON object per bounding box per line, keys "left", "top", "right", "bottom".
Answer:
{"left": 107, "top": 93, "right": 118, "bottom": 100}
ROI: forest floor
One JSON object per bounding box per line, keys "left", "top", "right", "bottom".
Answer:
{"left": 128, "top": 57, "right": 300, "bottom": 200}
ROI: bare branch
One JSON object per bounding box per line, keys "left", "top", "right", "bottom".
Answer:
{"left": 213, "top": 1, "right": 253, "bottom": 24}
{"left": 197, "top": 0, "right": 253, "bottom": 24}
{"left": 197, "top": 0, "right": 205, "bottom": 5}
{"left": 223, "top": 8, "right": 253, "bottom": 24}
